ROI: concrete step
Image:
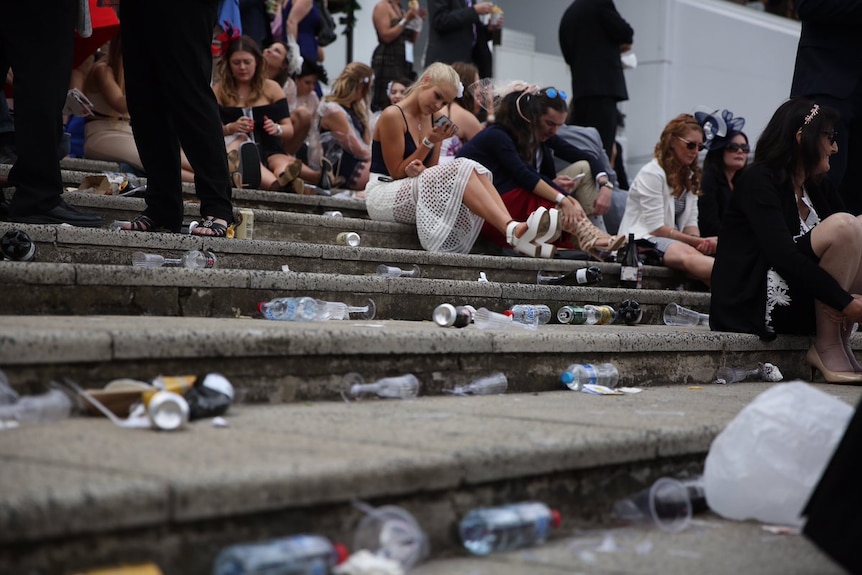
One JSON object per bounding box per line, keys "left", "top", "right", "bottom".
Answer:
{"left": 0, "top": 315, "right": 818, "bottom": 400}
{"left": 1, "top": 383, "right": 857, "bottom": 574}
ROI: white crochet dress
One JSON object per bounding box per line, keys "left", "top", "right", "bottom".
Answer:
{"left": 366, "top": 157, "right": 489, "bottom": 253}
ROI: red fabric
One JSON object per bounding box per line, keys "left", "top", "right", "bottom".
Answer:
{"left": 480, "top": 188, "right": 574, "bottom": 249}
{"left": 73, "top": 1, "right": 120, "bottom": 68}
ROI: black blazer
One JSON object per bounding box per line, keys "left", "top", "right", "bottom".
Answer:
{"left": 425, "top": 0, "right": 492, "bottom": 78}
{"left": 790, "top": 0, "right": 862, "bottom": 99}
{"left": 710, "top": 164, "right": 852, "bottom": 340}
{"left": 697, "top": 164, "right": 732, "bottom": 238}
{"left": 558, "top": 0, "right": 633, "bottom": 101}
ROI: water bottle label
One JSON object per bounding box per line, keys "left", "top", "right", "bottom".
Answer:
{"left": 583, "top": 364, "right": 598, "bottom": 385}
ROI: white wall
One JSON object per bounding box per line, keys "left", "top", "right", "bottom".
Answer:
{"left": 324, "top": 0, "right": 801, "bottom": 178}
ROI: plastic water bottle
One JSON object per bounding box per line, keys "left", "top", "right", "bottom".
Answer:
{"left": 447, "top": 372, "right": 508, "bottom": 396}
{"left": 714, "top": 363, "right": 783, "bottom": 384}
{"left": 584, "top": 304, "right": 616, "bottom": 325}
{"left": 663, "top": 303, "right": 709, "bottom": 326}
{"left": 212, "top": 534, "right": 349, "bottom": 575}
{"left": 508, "top": 304, "right": 552, "bottom": 325}
{"left": 132, "top": 250, "right": 217, "bottom": 269}
{"left": 341, "top": 373, "right": 420, "bottom": 400}
{"left": 560, "top": 363, "right": 620, "bottom": 391}
{"left": 459, "top": 502, "right": 561, "bottom": 555}
{"left": 473, "top": 308, "right": 536, "bottom": 330}
{"left": 0, "top": 388, "right": 73, "bottom": 425}
{"left": 258, "top": 298, "right": 375, "bottom": 321}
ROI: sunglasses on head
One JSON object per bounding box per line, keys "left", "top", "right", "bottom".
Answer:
{"left": 542, "top": 88, "right": 567, "bottom": 101}
{"left": 725, "top": 143, "right": 750, "bottom": 153}
{"left": 822, "top": 131, "right": 838, "bottom": 145}
{"left": 676, "top": 136, "right": 705, "bottom": 151}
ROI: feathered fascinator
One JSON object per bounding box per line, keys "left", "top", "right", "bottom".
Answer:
{"left": 693, "top": 107, "right": 745, "bottom": 151}
{"left": 212, "top": 21, "right": 241, "bottom": 58}
{"left": 284, "top": 34, "right": 303, "bottom": 77}
{"left": 467, "top": 79, "right": 541, "bottom": 113}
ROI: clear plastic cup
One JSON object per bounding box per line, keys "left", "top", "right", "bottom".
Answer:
{"left": 611, "top": 477, "right": 693, "bottom": 533}
{"left": 352, "top": 504, "right": 429, "bottom": 569}
{"left": 663, "top": 303, "right": 709, "bottom": 326}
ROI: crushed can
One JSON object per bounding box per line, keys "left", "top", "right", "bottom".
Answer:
{"left": 142, "top": 390, "right": 189, "bottom": 431}
{"left": 336, "top": 231, "right": 361, "bottom": 246}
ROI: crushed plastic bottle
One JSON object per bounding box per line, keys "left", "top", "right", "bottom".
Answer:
{"left": 212, "top": 534, "right": 349, "bottom": 575}
{"left": 507, "top": 304, "right": 552, "bottom": 325}
{"left": 376, "top": 264, "right": 421, "bottom": 278}
{"left": 0, "top": 385, "right": 73, "bottom": 427}
{"left": 258, "top": 297, "right": 376, "bottom": 321}
{"left": 132, "top": 250, "right": 217, "bottom": 269}
{"left": 341, "top": 373, "right": 420, "bottom": 400}
{"left": 446, "top": 372, "right": 508, "bottom": 396}
{"left": 714, "top": 363, "right": 783, "bottom": 385}
{"left": 1, "top": 229, "right": 36, "bottom": 262}
{"left": 663, "top": 303, "right": 709, "bottom": 326}
{"left": 561, "top": 363, "right": 620, "bottom": 391}
{"left": 473, "top": 307, "right": 536, "bottom": 330}
{"left": 459, "top": 501, "right": 561, "bottom": 555}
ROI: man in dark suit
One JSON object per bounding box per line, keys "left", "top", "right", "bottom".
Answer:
{"left": 791, "top": 0, "right": 862, "bottom": 214}
{"left": 424, "top": 0, "right": 499, "bottom": 79}
{"left": 559, "top": 0, "right": 633, "bottom": 159}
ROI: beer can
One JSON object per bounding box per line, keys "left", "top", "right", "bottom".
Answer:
{"left": 234, "top": 208, "right": 254, "bottom": 239}
{"left": 433, "top": 303, "right": 472, "bottom": 328}
{"left": 336, "top": 231, "right": 361, "bottom": 246}
{"left": 142, "top": 390, "right": 189, "bottom": 431}
{"left": 557, "top": 305, "right": 588, "bottom": 325}
{"left": 323, "top": 210, "right": 344, "bottom": 217}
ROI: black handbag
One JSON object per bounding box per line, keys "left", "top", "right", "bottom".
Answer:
{"left": 316, "top": 0, "right": 338, "bottom": 46}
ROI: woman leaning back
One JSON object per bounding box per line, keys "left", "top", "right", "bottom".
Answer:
{"left": 711, "top": 98, "right": 862, "bottom": 383}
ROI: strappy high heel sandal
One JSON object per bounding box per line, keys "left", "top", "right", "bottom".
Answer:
{"left": 119, "top": 214, "right": 171, "bottom": 233}
{"left": 506, "top": 207, "right": 553, "bottom": 258}
{"left": 572, "top": 217, "right": 625, "bottom": 260}
{"left": 190, "top": 217, "right": 229, "bottom": 238}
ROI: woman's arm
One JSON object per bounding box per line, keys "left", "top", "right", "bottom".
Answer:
{"left": 286, "top": 0, "right": 313, "bottom": 42}
{"left": 320, "top": 102, "right": 371, "bottom": 160}
{"left": 448, "top": 102, "right": 484, "bottom": 142}
{"left": 90, "top": 63, "right": 128, "bottom": 115}
{"left": 372, "top": 0, "right": 419, "bottom": 44}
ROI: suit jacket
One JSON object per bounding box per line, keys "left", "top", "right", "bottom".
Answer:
{"left": 558, "top": 0, "right": 633, "bottom": 101}
{"left": 425, "top": 0, "right": 493, "bottom": 78}
{"left": 791, "top": 0, "right": 862, "bottom": 100}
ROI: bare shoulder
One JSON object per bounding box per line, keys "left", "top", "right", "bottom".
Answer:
{"left": 264, "top": 79, "right": 286, "bottom": 102}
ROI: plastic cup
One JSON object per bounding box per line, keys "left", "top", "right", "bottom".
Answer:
{"left": 353, "top": 504, "right": 429, "bottom": 569}
{"left": 611, "top": 477, "right": 693, "bottom": 533}
{"left": 663, "top": 303, "right": 709, "bottom": 326}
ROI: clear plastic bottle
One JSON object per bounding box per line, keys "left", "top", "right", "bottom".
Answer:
{"left": 473, "top": 308, "right": 536, "bottom": 330}
{"left": 560, "top": 363, "right": 620, "bottom": 391}
{"left": 508, "top": 304, "right": 551, "bottom": 325}
{"left": 0, "top": 388, "right": 73, "bottom": 425}
{"left": 341, "top": 373, "right": 420, "bottom": 400}
{"left": 376, "top": 264, "right": 421, "bottom": 278}
{"left": 714, "top": 363, "right": 783, "bottom": 384}
{"left": 212, "top": 534, "right": 349, "bottom": 575}
{"left": 258, "top": 298, "right": 375, "bottom": 321}
{"left": 447, "top": 372, "right": 508, "bottom": 396}
{"left": 663, "top": 303, "right": 709, "bottom": 326}
{"left": 584, "top": 304, "right": 616, "bottom": 325}
{"left": 459, "top": 502, "right": 561, "bottom": 556}
{"left": 132, "top": 250, "right": 217, "bottom": 269}
{"left": 536, "top": 266, "right": 602, "bottom": 286}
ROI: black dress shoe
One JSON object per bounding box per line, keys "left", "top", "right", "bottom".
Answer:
{"left": 10, "top": 201, "right": 102, "bottom": 227}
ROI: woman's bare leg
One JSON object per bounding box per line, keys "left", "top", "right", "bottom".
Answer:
{"left": 662, "top": 242, "right": 714, "bottom": 286}
{"left": 460, "top": 170, "right": 528, "bottom": 238}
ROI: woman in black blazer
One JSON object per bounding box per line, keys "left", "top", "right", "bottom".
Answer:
{"left": 711, "top": 98, "right": 862, "bottom": 383}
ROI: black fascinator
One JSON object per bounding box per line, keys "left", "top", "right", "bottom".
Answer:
{"left": 693, "top": 107, "right": 745, "bottom": 151}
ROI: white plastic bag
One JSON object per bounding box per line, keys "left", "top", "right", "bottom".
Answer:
{"left": 703, "top": 381, "right": 853, "bottom": 526}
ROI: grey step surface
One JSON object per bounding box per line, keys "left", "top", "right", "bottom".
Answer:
{"left": 0, "top": 315, "right": 825, "bottom": 400}
{"left": 2, "top": 382, "right": 857, "bottom": 574}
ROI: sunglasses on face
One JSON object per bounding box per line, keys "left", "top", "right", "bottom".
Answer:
{"left": 822, "top": 131, "right": 838, "bottom": 145}
{"left": 676, "top": 136, "right": 705, "bottom": 151}
{"left": 725, "top": 143, "right": 750, "bottom": 153}
{"left": 542, "top": 88, "right": 568, "bottom": 101}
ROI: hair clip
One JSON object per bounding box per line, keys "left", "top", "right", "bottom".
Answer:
{"left": 457, "top": 82, "right": 464, "bottom": 98}
{"left": 804, "top": 104, "right": 820, "bottom": 126}
{"left": 363, "top": 76, "right": 371, "bottom": 84}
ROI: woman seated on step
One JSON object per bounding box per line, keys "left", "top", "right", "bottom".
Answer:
{"left": 618, "top": 113, "right": 715, "bottom": 286}
{"left": 261, "top": 37, "right": 312, "bottom": 156}
{"left": 365, "top": 62, "right": 560, "bottom": 257}
{"left": 317, "top": 62, "right": 375, "bottom": 194}
{"left": 711, "top": 98, "right": 862, "bottom": 383}
{"left": 457, "top": 84, "right": 625, "bottom": 259}
{"left": 214, "top": 34, "right": 305, "bottom": 192}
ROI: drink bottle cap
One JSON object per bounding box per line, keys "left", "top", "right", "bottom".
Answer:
{"left": 503, "top": 310, "right": 514, "bottom": 317}
{"left": 333, "top": 542, "right": 350, "bottom": 564}
{"left": 560, "top": 372, "right": 574, "bottom": 385}
{"left": 551, "top": 509, "right": 562, "bottom": 528}
{"left": 257, "top": 301, "right": 266, "bottom": 314}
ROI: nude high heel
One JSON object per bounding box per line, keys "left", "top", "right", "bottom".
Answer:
{"left": 806, "top": 346, "right": 862, "bottom": 384}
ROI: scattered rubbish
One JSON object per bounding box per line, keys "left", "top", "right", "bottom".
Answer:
{"left": 703, "top": 381, "right": 853, "bottom": 526}
{"left": 340, "top": 373, "right": 420, "bottom": 401}
{"left": 212, "top": 416, "right": 230, "bottom": 428}
{"left": 352, "top": 501, "right": 429, "bottom": 569}
{"left": 213, "top": 534, "right": 348, "bottom": 575}
{"left": 259, "top": 297, "right": 376, "bottom": 321}
{"left": 337, "top": 231, "right": 361, "bottom": 246}
{"left": 477, "top": 271, "right": 489, "bottom": 283}
{"left": 1, "top": 229, "right": 35, "bottom": 262}
{"left": 376, "top": 264, "right": 421, "bottom": 278}
{"left": 663, "top": 303, "right": 709, "bottom": 326}
{"left": 0, "top": 383, "right": 73, "bottom": 428}
{"left": 616, "top": 387, "right": 644, "bottom": 394}
{"left": 232, "top": 208, "right": 254, "bottom": 239}
{"left": 537, "top": 266, "right": 602, "bottom": 286}
{"left": 332, "top": 550, "right": 403, "bottom": 575}
{"left": 561, "top": 363, "right": 619, "bottom": 391}
{"left": 714, "top": 362, "right": 783, "bottom": 384}
{"left": 611, "top": 477, "right": 696, "bottom": 533}
{"left": 508, "top": 304, "right": 551, "bottom": 325}
{"left": 473, "top": 307, "right": 535, "bottom": 330}
{"left": 617, "top": 233, "right": 644, "bottom": 289}
{"left": 761, "top": 525, "right": 801, "bottom": 535}
{"left": 459, "top": 501, "right": 561, "bottom": 555}
{"left": 71, "top": 563, "right": 164, "bottom": 575}
{"left": 142, "top": 389, "right": 189, "bottom": 431}
{"left": 281, "top": 264, "right": 291, "bottom": 272}
{"left": 77, "top": 171, "right": 132, "bottom": 195}
{"left": 132, "top": 250, "right": 217, "bottom": 269}
{"left": 444, "top": 372, "right": 508, "bottom": 396}
{"left": 583, "top": 304, "right": 617, "bottom": 325}
{"left": 323, "top": 210, "right": 344, "bottom": 217}
{"left": 557, "top": 305, "right": 589, "bottom": 325}
{"left": 432, "top": 303, "right": 475, "bottom": 328}
{"left": 617, "top": 299, "right": 643, "bottom": 325}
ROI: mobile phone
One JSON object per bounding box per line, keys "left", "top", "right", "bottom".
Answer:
{"left": 434, "top": 115, "right": 451, "bottom": 129}
{"left": 378, "top": 175, "right": 393, "bottom": 182}
{"left": 572, "top": 173, "right": 587, "bottom": 181}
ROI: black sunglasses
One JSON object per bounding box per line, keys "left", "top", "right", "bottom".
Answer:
{"left": 822, "top": 131, "right": 838, "bottom": 145}
{"left": 676, "top": 136, "right": 705, "bottom": 151}
{"left": 725, "top": 143, "right": 750, "bottom": 153}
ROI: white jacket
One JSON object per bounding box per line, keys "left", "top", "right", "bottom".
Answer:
{"left": 618, "top": 158, "right": 699, "bottom": 240}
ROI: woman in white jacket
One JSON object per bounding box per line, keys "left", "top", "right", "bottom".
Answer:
{"left": 619, "top": 113, "right": 715, "bottom": 286}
